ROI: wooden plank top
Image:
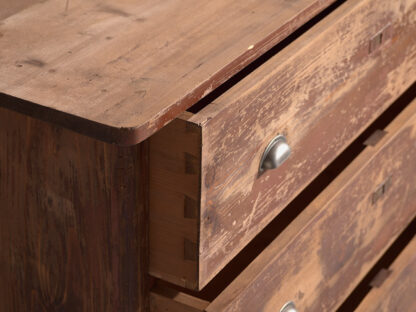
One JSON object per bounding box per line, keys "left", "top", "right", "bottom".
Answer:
{"left": 0, "top": 0, "right": 335, "bottom": 145}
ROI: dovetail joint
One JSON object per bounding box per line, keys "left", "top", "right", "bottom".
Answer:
{"left": 370, "top": 268, "right": 392, "bottom": 288}
{"left": 184, "top": 196, "right": 199, "bottom": 219}
{"left": 363, "top": 129, "right": 387, "bottom": 147}
{"left": 185, "top": 152, "right": 198, "bottom": 174}
{"left": 184, "top": 239, "right": 198, "bottom": 261}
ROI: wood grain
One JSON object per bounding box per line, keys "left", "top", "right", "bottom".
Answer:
{"left": 356, "top": 236, "right": 416, "bottom": 312}
{"left": 0, "top": 0, "right": 336, "bottom": 145}
{"left": 206, "top": 95, "right": 416, "bottom": 312}
{"left": 149, "top": 114, "right": 202, "bottom": 289}
{"left": 150, "top": 286, "right": 209, "bottom": 312}
{"left": 0, "top": 107, "right": 148, "bottom": 311}
{"left": 0, "top": 0, "right": 44, "bottom": 19}
{"left": 149, "top": 95, "right": 416, "bottom": 312}
{"left": 149, "top": 0, "right": 416, "bottom": 289}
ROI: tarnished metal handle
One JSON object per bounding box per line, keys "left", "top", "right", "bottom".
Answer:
{"left": 280, "top": 301, "right": 298, "bottom": 312}
{"left": 259, "top": 135, "right": 291, "bottom": 175}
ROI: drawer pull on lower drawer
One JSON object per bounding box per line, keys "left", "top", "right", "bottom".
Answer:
{"left": 259, "top": 135, "right": 291, "bottom": 175}
{"left": 280, "top": 301, "right": 297, "bottom": 312}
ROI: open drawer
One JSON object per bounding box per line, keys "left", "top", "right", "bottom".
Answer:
{"left": 149, "top": 0, "right": 416, "bottom": 289}
{"left": 150, "top": 92, "right": 416, "bottom": 311}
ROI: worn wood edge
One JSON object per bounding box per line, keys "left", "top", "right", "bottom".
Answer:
{"left": 355, "top": 236, "right": 416, "bottom": 311}
{"left": 0, "top": 93, "right": 139, "bottom": 146}
{"left": 206, "top": 96, "right": 416, "bottom": 312}
{"left": 0, "top": 0, "right": 337, "bottom": 146}
{"left": 189, "top": 0, "right": 360, "bottom": 125}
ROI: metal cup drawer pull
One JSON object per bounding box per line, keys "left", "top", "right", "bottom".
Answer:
{"left": 280, "top": 301, "right": 298, "bottom": 312}
{"left": 259, "top": 134, "right": 291, "bottom": 175}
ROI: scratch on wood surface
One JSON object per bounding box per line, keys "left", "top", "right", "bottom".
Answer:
{"left": 98, "top": 5, "right": 131, "bottom": 18}
{"left": 23, "top": 58, "right": 46, "bottom": 68}
{"left": 242, "top": 192, "right": 261, "bottom": 228}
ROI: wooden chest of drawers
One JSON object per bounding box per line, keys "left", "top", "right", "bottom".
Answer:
{"left": 0, "top": 0, "right": 415, "bottom": 311}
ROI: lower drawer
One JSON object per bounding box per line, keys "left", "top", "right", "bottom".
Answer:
{"left": 356, "top": 236, "right": 416, "bottom": 312}
{"left": 150, "top": 93, "right": 416, "bottom": 311}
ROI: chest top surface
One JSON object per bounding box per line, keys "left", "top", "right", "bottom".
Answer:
{"left": 0, "top": 0, "right": 334, "bottom": 144}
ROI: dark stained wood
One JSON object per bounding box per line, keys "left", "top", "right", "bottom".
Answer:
{"left": 149, "top": 0, "right": 416, "bottom": 289}
{"left": 0, "top": 107, "right": 149, "bottom": 311}
{"left": 0, "top": 0, "right": 336, "bottom": 145}
{"left": 206, "top": 95, "right": 416, "bottom": 312}
{"left": 356, "top": 237, "right": 416, "bottom": 312}
{"left": 139, "top": 140, "right": 151, "bottom": 312}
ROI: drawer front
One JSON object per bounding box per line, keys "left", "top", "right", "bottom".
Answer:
{"left": 149, "top": 0, "right": 416, "bottom": 289}
{"left": 206, "top": 96, "right": 416, "bottom": 311}
{"left": 356, "top": 237, "right": 416, "bottom": 312}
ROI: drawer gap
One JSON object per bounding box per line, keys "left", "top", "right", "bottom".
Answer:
{"left": 152, "top": 82, "right": 416, "bottom": 303}
{"left": 337, "top": 216, "right": 416, "bottom": 312}
{"left": 186, "top": 0, "right": 347, "bottom": 114}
